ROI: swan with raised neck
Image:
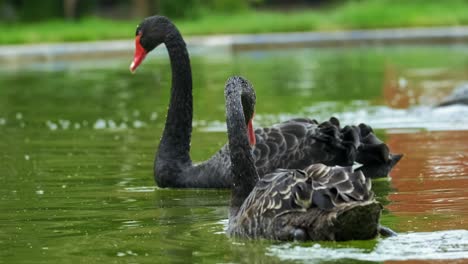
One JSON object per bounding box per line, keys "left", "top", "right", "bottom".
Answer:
{"left": 224, "top": 76, "right": 395, "bottom": 241}
{"left": 129, "top": 15, "right": 403, "bottom": 188}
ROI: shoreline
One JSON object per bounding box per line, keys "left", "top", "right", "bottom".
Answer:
{"left": 2, "top": 26, "right": 468, "bottom": 64}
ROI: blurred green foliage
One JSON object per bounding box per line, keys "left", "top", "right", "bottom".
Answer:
{"left": 159, "top": 0, "right": 249, "bottom": 18}
{"left": 0, "top": 0, "right": 253, "bottom": 22}
{"left": 0, "top": 0, "right": 337, "bottom": 22}
{"left": 1, "top": 1, "right": 82, "bottom": 22}
{"left": 2, "top": 0, "right": 468, "bottom": 44}
{"left": 18, "top": 1, "right": 64, "bottom": 21}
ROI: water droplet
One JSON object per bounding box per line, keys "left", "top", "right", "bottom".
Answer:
{"left": 119, "top": 122, "right": 128, "bottom": 129}
{"left": 150, "top": 112, "right": 158, "bottom": 121}
{"left": 133, "top": 120, "right": 145, "bottom": 128}
{"left": 46, "top": 121, "right": 58, "bottom": 131}
{"left": 126, "top": 250, "right": 137, "bottom": 256}
{"left": 59, "top": 119, "right": 70, "bottom": 130}
{"left": 93, "top": 119, "right": 106, "bottom": 129}
{"left": 108, "top": 120, "right": 117, "bottom": 129}
{"left": 398, "top": 77, "right": 408, "bottom": 89}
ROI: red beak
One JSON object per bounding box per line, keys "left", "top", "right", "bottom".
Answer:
{"left": 247, "top": 116, "right": 256, "bottom": 146}
{"left": 130, "top": 34, "right": 148, "bottom": 73}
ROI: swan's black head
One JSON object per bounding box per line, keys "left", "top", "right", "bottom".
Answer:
{"left": 130, "top": 16, "right": 175, "bottom": 73}
{"left": 226, "top": 76, "right": 256, "bottom": 125}
{"left": 225, "top": 76, "right": 257, "bottom": 145}
{"left": 240, "top": 80, "right": 256, "bottom": 125}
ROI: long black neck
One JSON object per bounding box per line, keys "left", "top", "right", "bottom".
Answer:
{"left": 225, "top": 79, "right": 259, "bottom": 216}
{"left": 156, "top": 26, "right": 193, "bottom": 175}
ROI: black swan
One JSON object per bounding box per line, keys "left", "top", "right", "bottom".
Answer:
{"left": 436, "top": 83, "right": 468, "bottom": 107}
{"left": 224, "top": 76, "right": 392, "bottom": 241}
{"left": 130, "top": 15, "right": 402, "bottom": 188}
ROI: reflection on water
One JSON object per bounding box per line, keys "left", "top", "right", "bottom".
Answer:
{"left": 387, "top": 130, "right": 468, "bottom": 233}
{"left": 0, "top": 45, "right": 467, "bottom": 263}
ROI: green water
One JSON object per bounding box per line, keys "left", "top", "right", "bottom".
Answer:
{"left": 1, "top": 45, "right": 468, "bottom": 263}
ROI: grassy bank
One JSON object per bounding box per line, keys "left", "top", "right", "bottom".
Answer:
{"left": 2, "top": 0, "right": 468, "bottom": 45}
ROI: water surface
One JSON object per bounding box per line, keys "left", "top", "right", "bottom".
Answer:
{"left": 1, "top": 45, "right": 467, "bottom": 263}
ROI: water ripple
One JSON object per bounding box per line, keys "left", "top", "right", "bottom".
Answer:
{"left": 305, "top": 103, "right": 468, "bottom": 131}
{"left": 199, "top": 103, "right": 468, "bottom": 133}
{"left": 268, "top": 230, "right": 468, "bottom": 262}
{"left": 122, "top": 186, "right": 158, "bottom": 193}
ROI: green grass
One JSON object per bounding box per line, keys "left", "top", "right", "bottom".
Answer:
{"left": 0, "top": 18, "right": 139, "bottom": 44}
{"left": 2, "top": 0, "right": 468, "bottom": 45}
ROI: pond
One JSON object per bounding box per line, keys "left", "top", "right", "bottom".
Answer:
{"left": 1, "top": 44, "right": 467, "bottom": 263}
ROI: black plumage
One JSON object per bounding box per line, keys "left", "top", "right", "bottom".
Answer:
{"left": 130, "top": 16, "right": 402, "bottom": 189}
{"left": 224, "top": 76, "right": 385, "bottom": 241}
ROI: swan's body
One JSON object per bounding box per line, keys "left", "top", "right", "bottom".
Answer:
{"left": 130, "top": 16, "right": 402, "bottom": 189}
{"left": 225, "top": 76, "right": 384, "bottom": 241}
{"left": 229, "top": 166, "right": 382, "bottom": 241}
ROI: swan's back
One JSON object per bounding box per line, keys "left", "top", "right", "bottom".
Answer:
{"left": 252, "top": 118, "right": 402, "bottom": 179}
{"left": 228, "top": 164, "right": 381, "bottom": 241}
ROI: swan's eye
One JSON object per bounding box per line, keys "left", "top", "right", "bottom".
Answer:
{"left": 135, "top": 26, "right": 142, "bottom": 36}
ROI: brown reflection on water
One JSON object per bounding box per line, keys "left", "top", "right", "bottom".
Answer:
{"left": 381, "top": 63, "right": 465, "bottom": 109}
{"left": 382, "top": 64, "right": 412, "bottom": 109}
{"left": 385, "top": 130, "right": 468, "bottom": 232}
